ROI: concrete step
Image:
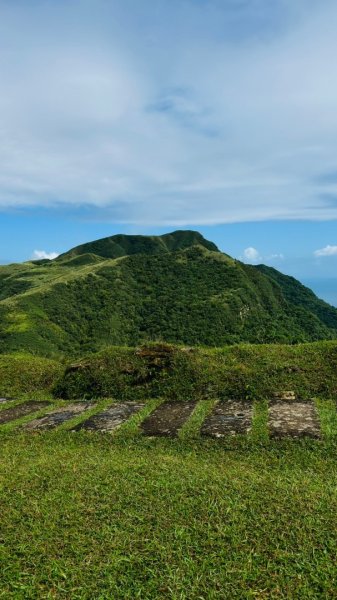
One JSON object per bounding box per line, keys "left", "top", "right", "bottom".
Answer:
{"left": 23, "top": 403, "right": 94, "bottom": 431}
{"left": 0, "top": 401, "right": 52, "bottom": 425}
{"left": 72, "top": 402, "right": 145, "bottom": 432}
{"left": 201, "top": 401, "right": 253, "bottom": 438}
{"left": 268, "top": 400, "right": 321, "bottom": 439}
{"left": 141, "top": 401, "right": 197, "bottom": 437}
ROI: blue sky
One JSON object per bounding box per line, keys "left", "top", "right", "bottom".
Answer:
{"left": 0, "top": 0, "right": 337, "bottom": 305}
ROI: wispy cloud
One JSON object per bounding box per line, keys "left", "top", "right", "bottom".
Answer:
{"left": 314, "top": 245, "right": 337, "bottom": 257}
{"left": 32, "top": 250, "right": 59, "bottom": 261}
{"left": 0, "top": 1, "right": 337, "bottom": 225}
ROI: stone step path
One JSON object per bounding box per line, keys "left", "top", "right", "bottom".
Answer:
{"left": 72, "top": 402, "right": 145, "bottom": 432}
{"left": 268, "top": 400, "right": 321, "bottom": 439}
{"left": 23, "top": 403, "right": 93, "bottom": 431}
{"left": 141, "top": 401, "right": 197, "bottom": 437}
{"left": 0, "top": 397, "right": 324, "bottom": 439}
{"left": 201, "top": 401, "right": 253, "bottom": 438}
{"left": 0, "top": 401, "right": 51, "bottom": 425}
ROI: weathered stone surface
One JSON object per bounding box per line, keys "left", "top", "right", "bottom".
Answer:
{"left": 273, "top": 391, "right": 296, "bottom": 401}
{"left": 201, "top": 401, "right": 252, "bottom": 438}
{"left": 24, "top": 403, "right": 93, "bottom": 431}
{"left": 73, "top": 402, "right": 144, "bottom": 432}
{"left": 268, "top": 401, "right": 321, "bottom": 439}
{"left": 0, "top": 401, "right": 51, "bottom": 425}
{"left": 141, "top": 401, "right": 196, "bottom": 437}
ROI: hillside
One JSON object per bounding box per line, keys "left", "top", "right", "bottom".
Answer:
{"left": 0, "top": 230, "right": 337, "bottom": 356}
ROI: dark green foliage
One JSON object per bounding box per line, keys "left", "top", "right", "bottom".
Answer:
{"left": 0, "top": 230, "right": 337, "bottom": 356}
{"left": 257, "top": 264, "right": 337, "bottom": 330}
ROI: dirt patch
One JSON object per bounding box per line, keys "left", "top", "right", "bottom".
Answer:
{"left": 141, "top": 401, "right": 196, "bottom": 437}
{"left": 73, "top": 402, "right": 144, "bottom": 432}
{"left": 268, "top": 401, "right": 321, "bottom": 439}
{"left": 0, "top": 401, "right": 51, "bottom": 425}
{"left": 24, "top": 403, "right": 94, "bottom": 431}
{"left": 201, "top": 401, "right": 253, "bottom": 438}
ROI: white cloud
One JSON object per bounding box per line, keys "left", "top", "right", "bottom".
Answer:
{"left": 241, "top": 248, "right": 285, "bottom": 264}
{"left": 1, "top": 2, "right": 337, "bottom": 224}
{"left": 32, "top": 250, "right": 59, "bottom": 261}
{"left": 314, "top": 245, "right": 337, "bottom": 257}
{"left": 243, "top": 247, "right": 261, "bottom": 262}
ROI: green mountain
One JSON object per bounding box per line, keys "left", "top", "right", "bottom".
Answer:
{"left": 57, "top": 230, "right": 219, "bottom": 261}
{"left": 0, "top": 230, "right": 336, "bottom": 356}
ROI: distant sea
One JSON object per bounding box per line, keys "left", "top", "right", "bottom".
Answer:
{"left": 302, "top": 279, "right": 337, "bottom": 308}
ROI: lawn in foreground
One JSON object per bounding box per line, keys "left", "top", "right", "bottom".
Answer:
{"left": 0, "top": 432, "right": 336, "bottom": 599}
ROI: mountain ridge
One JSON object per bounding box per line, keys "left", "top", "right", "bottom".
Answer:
{"left": 56, "top": 230, "right": 220, "bottom": 261}
{"left": 0, "top": 230, "right": 336, "bottom": 356}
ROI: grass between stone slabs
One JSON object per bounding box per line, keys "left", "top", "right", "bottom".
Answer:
{"left": 113, "top": 397, "right": 164, "bottom": 439}
{"left": 178, "top": 398, "right": 217, "bottom": 440}
{"left": 315, "top": 398, "right": 337, "bottom": 440}
{"left": 55, "top": 397, "right": 115, "bottom": 433}
{"left": 0, "top": 432, "right": 337, "bottom": 599}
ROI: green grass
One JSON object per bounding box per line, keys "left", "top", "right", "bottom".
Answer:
{"left": 0, "top": 400, "right": 337, "bottom": 599}
{"left": 179, "top": 398, "right": 217, "bottom": 440}
{"left": 0, "top": 354, "right": 63, "bottom": 397}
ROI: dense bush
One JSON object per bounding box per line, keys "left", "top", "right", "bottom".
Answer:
{"left": 54, "top": 341, "right": 337, "bottom": 401}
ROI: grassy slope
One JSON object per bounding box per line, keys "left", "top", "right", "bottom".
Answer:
{"left": 0, "top": 427, "right": 337, "bottom": 598}
{"left": 0, "top": 354, "right": 63, "bottom": 397}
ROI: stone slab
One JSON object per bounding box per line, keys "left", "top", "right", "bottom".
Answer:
{"left": 268, "top": 401, "right": 321, "bottom": 439}
{"left": 0, "top": 397, "right": 13, "bottom": 404}
{"left": 0, "top": 401, "right": 51, "bottom": 425}
{"left": 141, "top": 401, "right": 196, "bottom": 437}
{"left": 73, "top": 402, "right": 144, "bottom": 432}
{"left": 201, "top": 401, "right": 253, "bottom": 438}
{"left": 273, "top": 391, "right": 296, "bottom": 401}
{"left": 23, "top": 403, "right": 93, "bottom": 431}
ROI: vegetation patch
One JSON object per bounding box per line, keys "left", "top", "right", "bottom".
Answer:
{"left": 55, "top": 341, "right": 337, "bottom": 402}
{"left": 0, "top": 354, "right": 63, "bottom": 397}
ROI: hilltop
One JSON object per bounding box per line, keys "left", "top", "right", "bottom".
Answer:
{"left": 0, "top": 229, "right": 337, "bottom": 356}
{"left": 57, "top": 229, "right": 219, "bottom": 261}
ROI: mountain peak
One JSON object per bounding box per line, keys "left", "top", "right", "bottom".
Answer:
{"left": 57, "top": 230, "right": 220, "bottom": 261}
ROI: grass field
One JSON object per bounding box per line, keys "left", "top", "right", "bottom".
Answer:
{"left": 0, "top": 398, "right": 337, "bottom": 599}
